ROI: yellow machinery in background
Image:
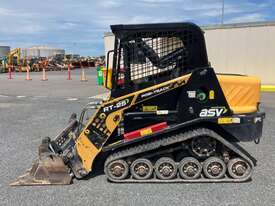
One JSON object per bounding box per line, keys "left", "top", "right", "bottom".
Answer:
{"left": 7, "top": 48, "right": 21, "bottom": 71}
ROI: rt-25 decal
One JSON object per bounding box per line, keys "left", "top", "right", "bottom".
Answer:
{"left": 199, "top": 107, "right": 227, "bottom": 117}
{"left": 103, "top": 98, "right": 131, "bottom": 113}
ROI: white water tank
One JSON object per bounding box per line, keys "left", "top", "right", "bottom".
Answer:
{"left": 22, "top": 46, "right": 65, "bottom": 58}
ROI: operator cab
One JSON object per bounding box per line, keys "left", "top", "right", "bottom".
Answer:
{"left": 105, "top": 23, "right": 209, "bottom": 98}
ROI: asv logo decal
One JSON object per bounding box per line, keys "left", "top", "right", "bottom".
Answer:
{"left": 199, "top": 107, "right": 227, "bottom": 117}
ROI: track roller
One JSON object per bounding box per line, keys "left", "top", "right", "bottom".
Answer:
{"left": 203, "top": 157, "right": 226, "bottom": 179}
{"left": 227, "top": 158, "right": 252, "bottom": 179}
{"left": 105, "top": 160, "right": 129, "bottom": 180}
{"left": 130, "top": 158, "right": 153, "bottom": 180}
{"left": 178, "top": 157, "right": 202, "bottom": 179}
{"left": 154, "top": 157, "right": 177, "bottom": 180}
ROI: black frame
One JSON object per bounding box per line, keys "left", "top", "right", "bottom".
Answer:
{"left": 110, "top": 22, "right": 209, "bottom": 97}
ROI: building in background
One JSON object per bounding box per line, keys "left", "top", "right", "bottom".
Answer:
{"left": 21, "top": 46, "right": 65, "bottom": 58}
{"left": 0, "top": 46, "right": 10, "bottom": 57}
{"left": 104, "top": 21, "right": 275, "bottom": 84}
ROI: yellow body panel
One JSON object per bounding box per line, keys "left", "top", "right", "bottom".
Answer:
{"left": 76, "top": 134, "right": 101, "bottom": 171}
{"left": 105, "top": 110, "right": 123, "bottom": 132}
{"left": 217, "top": 74, "right": 261, "bottom": 114}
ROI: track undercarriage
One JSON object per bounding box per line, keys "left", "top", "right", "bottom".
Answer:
{"left": 104, "top": 128, "right": 255, "bottom": 183}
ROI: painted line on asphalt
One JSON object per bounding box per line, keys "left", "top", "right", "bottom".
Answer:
{"left": 34, "top": 95, "right": 47, "bottom": 98}
{"left": 16, "top": 96, "right": 26, "bottom": 98}
{"left": 88, "top": 92, "right": 110, "bottom": 100}
{"left": 261, "top": 85, "right": 275, "bottom": 92}
{"left": 66, "top": 98, "right": 78, "bottom": 101}
{"left": 0, "top": 94, "right": 9, "bottom": 98}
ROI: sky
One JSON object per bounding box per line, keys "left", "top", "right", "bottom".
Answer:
{"left": 0, "top": 0, "right": 274, "bottom": 56}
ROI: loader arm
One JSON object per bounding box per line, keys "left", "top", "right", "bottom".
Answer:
{"left": 75, "top": 73, "right": 191, "bottom": 172}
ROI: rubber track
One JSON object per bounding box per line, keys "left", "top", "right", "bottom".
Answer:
{"left": 104, "top": 128, "right": 254, "bottom": 183}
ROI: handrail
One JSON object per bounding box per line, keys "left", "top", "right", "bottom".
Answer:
{"left": 106, "top": 50, "right": 114, "bottom": 89}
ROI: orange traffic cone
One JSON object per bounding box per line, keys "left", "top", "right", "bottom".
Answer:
{"left": 41, "top": 68, "right": 48, "bottom": 81}
{"left": 25, "top": 66, "right": 32, "bottom": 81}
{"left": 7, "top": 66, "right": 12, "bottom": 79}
{"left": 67, "top": 64, "right": 72, "bottom": 80}
{"left": 80, "top": 67, "right": 88, "bottom": 82}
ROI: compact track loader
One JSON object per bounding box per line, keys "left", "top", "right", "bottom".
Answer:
{"left": 11, "top": 22, "right": 265, "bottom": 185}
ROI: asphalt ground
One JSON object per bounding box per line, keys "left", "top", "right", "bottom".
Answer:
{"left": 0, "top": 68, "right": 106, "bottom": 98}
{"left": 0, "top": 70, "right": 275, "bottom": 206}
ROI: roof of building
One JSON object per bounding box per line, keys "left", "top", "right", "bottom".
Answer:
{"left": 104, "top": 21, "right": 275, "bottom": 37}
{"left": 202, "top": 21, "right": 275, "bottom": 30}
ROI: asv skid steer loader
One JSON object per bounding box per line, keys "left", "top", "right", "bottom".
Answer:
{"left": 11, "top": 22, "right": 265, "bottom": 185}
